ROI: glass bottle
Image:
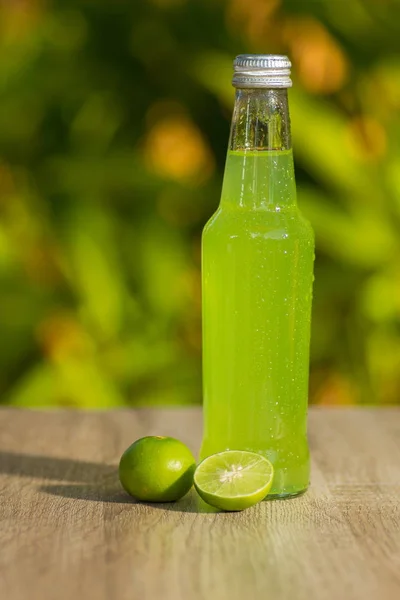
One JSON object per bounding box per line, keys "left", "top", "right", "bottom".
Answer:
{"left": 200, "top": 55, "right": 315, "bottom": 497}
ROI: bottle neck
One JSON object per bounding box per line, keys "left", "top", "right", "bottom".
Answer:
{"left": 230, "top": 88, "right": 292, "bottom": 151}
{"left": 221, "top": 88, "right": 296, "bottom": 211}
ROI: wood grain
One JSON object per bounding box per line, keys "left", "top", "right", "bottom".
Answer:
{"left": 0, "top": 408, "right": 399, "bottom": 600}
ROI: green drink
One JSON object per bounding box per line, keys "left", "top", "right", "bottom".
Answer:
{"left": 200, "top": 56, "right": 315, "bottom": 497}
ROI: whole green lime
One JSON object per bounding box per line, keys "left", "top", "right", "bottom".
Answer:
{"left": 119, "top": 436, "right": 196, "bottom": 502}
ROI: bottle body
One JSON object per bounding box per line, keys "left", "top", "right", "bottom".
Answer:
{"left": 200, "top": 97, "right": 314, "bottom": 496}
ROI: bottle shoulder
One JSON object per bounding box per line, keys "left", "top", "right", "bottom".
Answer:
{"left": 203, "top": 207, "right": 314, "bottom": 242}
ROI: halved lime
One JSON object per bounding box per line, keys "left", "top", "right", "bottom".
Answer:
{"left": 194, "top": 450, "right": 274, "bottom": 511}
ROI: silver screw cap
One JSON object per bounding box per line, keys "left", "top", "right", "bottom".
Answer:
{"left": 233, "top": 55, "right": 292, "bottom": 89}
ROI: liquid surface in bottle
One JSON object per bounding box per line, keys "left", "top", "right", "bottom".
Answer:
{"left": 200, "top": 149, "right": 314, "bottom": 497}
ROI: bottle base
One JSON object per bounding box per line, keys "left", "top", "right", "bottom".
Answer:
{"left": 266, "top": 487, "right": 308, "bottom": 500}
{"left": 200, "top": 440, "right": 310, "bottom": 500}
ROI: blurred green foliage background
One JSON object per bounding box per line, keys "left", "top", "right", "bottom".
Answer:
{"left": 0, "top": 0, "right": 400, "bottom": 408}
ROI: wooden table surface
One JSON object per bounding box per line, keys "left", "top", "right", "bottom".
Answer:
{"left": 0, "top": 408, "right": 399, "bottom": 600}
